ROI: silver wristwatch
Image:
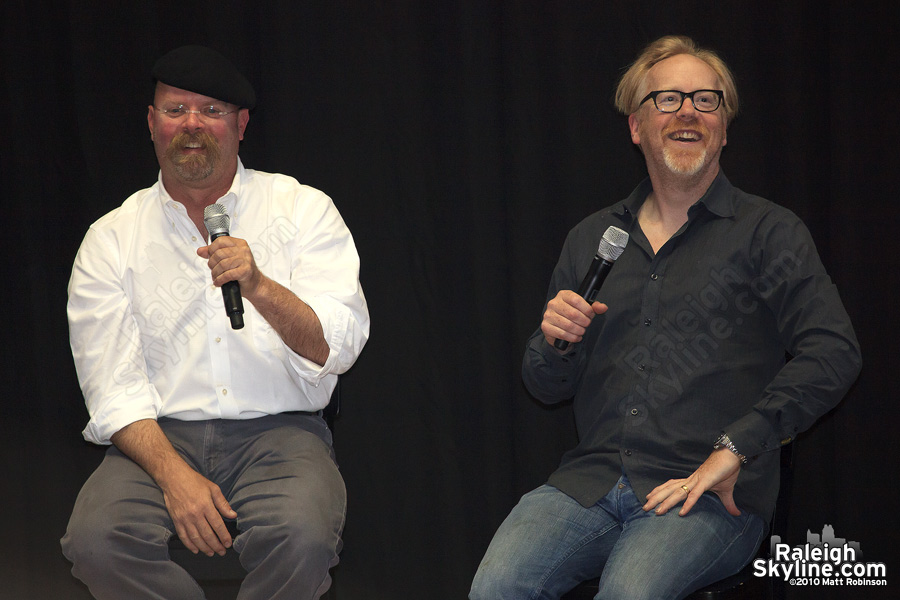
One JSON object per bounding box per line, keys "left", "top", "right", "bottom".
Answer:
{"left": 713, "top": 433, "right": 749, "bottom": 464}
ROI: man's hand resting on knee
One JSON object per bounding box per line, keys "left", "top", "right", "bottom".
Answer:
{"left": 111, "top": 419, "right": 238, "bottom": 556}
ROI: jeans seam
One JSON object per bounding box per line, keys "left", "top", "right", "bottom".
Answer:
{"left": 534, "top": 520, "right": 620, "bottom": 600}
{"left": 682, "top": 509, "right": 764, "bottom": 589}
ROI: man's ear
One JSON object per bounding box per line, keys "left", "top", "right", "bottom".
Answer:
{"left": 628, "top": 113, "right": 641, "bottom": 145}
{"left": 147, "top": 105, "right": 156, "bottom": 141}
{"left": 238, "top": 108, "right": 250, "bottom": 141}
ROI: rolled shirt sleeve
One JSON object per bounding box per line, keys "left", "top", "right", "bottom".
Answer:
{"left": 280, "top": 186, "right": 370, "bottom": 384}
{"left": 68, "top": 222, "right": 163, "bottom": 445}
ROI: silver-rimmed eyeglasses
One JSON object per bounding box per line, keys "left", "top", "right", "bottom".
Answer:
{"left": 153, "top": 105, "right": 236, "bottom": 120}
{"left": 640, "top": 90, "right": 724, "bottom": 113}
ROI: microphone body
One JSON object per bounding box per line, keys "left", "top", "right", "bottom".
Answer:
{"left": 573, "top": 255, "right": 615, "bottom": 304}
{"left": 554, "top": 226, "right": 629, "bottom": 351}
{"left": 203, "top": 205, "right": 245, "bottom": 330}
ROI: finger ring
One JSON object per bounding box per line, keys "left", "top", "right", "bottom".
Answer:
{"left": 681, "top": 484, "right": 690, "bottom": 494}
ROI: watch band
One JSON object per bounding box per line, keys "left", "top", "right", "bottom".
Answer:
{"left": 713, "top": 433, "right": 749, "bottom": 464}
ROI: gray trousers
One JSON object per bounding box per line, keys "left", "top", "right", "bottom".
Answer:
{"left": 61, "top": 413, "right": 346, "bottom": 600}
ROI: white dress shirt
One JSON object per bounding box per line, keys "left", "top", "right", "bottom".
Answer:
{"left": 68, "top": 160, "right": 370, "bottom": 444}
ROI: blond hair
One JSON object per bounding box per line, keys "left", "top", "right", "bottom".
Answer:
{"left": 614, "top": 36, "right": 738, "bottom": 123}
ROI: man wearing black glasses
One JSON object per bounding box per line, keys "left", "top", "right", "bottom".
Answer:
{"left": 62, "top": 45, "right": 369, "bottom": 599}
{"left": 471, "top": 35, "right": 860, "bottom": 600}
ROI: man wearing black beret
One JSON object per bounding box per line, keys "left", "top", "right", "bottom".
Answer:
{"left": 61, "top": 45, "right": 370, "bottom": 599}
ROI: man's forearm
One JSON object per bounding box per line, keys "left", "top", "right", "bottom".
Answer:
{"left": 245, "top": 274, "right": 330, "bottom": 366}
{"left": 110, "top": 418, "right": 191, "bottom": 486}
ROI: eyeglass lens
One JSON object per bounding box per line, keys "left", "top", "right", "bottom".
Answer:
{"left": 654, "top": 91, "right": 720, "bottom": 112}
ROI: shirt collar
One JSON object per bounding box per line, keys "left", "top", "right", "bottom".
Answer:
{"left": 611, "top": 170, "right": 736, "bottom": 221}
{"left": 157, "top": 158, "right": 245, "bottom": 227}
{"left": 218, "top": 159, "right": 244, "bottom": 228}
{"left": 692, "top": 170, "right": 735, "bottom": 218}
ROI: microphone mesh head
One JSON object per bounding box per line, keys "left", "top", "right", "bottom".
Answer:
{"left": 597, "top": 226, "right": 629, "bottom": 261}
{"left": 203, "top": 203, "right": 230, "bottom": 237}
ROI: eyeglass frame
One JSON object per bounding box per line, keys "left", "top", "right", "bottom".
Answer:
{"left": 153, "top": 105, "right": 238, "bottom": 120}
{"left": 639, "top": 89, "right": 724, "bottom": 113}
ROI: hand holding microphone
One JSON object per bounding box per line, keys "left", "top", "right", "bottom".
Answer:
{"left": 548, "top": 226, "right": 629, "bottom": 351}
{"left": 202, "top": 204, "right": 245, "bottom": 330}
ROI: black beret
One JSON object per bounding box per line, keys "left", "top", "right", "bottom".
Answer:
{"left": 152, "top": 45, "right": 256, "bottom": 109}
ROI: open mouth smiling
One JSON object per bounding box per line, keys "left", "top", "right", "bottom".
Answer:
{"left": 668, "top": 130, "right": 703, "bottom": 143}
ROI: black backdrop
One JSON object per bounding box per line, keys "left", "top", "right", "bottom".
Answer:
{"left": 2, "top": 2, "right": 898, "bottom": 599}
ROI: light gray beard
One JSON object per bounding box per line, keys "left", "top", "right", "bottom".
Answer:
{"left": 662, "top": 146, "right": 707, "bottom": 176}
{"left": 171, "top": 154, "right": 215, "bottom": 181}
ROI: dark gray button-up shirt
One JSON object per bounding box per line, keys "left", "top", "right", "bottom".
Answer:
{"left": 523, "top": 172, "right": 861, "bottom": 521}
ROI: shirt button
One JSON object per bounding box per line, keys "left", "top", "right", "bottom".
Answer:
{"left": 215, "top": 337, "right": 222, "bottom": 343}
{"left": 644, "top": 318, "right": 652, "bottom": 326}
{"left": 650, "top": 273, "right": 659, "bottom": 280}
{"left": 618, "top": 483, "right": 626, "bottom": 489}
{"left": 191, "top": 235, "right": 197, "bottom": 242}
{"left": 624, "top": 449, "right": 633, "bottom": 456}
{"left": 631, "top": 408, "right": 639, "bottom": 416}
{"left": 222, "top": 388, "right": 228, "bottom": 396}
{"left": 638, "top": 364, "right": 646, "bottom": 371}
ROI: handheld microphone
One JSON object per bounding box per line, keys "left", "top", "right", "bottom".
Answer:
{"left": 553, "top": 225, "right": 629, "bottom": 351}
{"left": 203, "top": 204, "right": 245, "bottom": 330}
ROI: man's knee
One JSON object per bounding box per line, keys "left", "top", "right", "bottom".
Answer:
{"left": 469, "top": 558, "right": 522, "bottom": 600}
{"left": 62, "top": 507, "right": 164, "bottom": 581}
{"left": 595, "top": 576, "right": 668, "bottom": 600}
{"left": 62, "top": 499, "right": 114, "bottom": 566}
{"left": 470, "top": 540, "right": 563, "bottom": 600}
{"left": 237, "top": 509, "right": 341, "bottom": 570}
{"left": 283, "top": 515, "right": 339, "bottom": 556}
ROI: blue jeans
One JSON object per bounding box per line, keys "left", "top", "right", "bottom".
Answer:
{"left": 470, "top": 476, "right": 765, "bottom": 600}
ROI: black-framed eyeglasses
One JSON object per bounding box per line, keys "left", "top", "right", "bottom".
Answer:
{"left": 640, "top": 89, "right": 724, "bottom": 113}
{"left": 153, "top": 105, "right": 236, "bottom": 120}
